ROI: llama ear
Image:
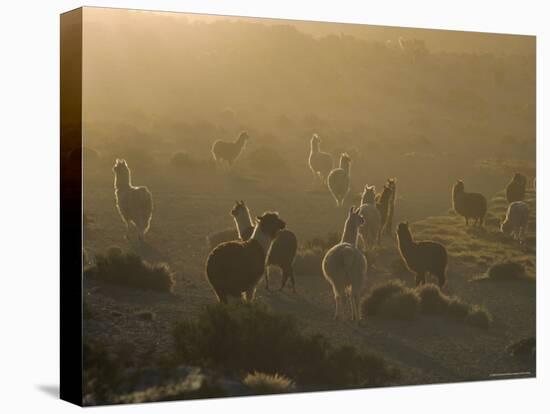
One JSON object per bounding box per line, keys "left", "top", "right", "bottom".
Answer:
{"left": 349, "top": 206, "right": 354, "bottom": 214}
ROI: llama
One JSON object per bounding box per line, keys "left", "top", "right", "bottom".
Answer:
{"left": 378, "top": 178, "right": 397, "bottom": 235}
{"left": 231, "top": 200, "right": 298, "bottom": 292}
{"left": 327, "top": 153, "right": 351, "bottom": 207}
{"left": 501, "top": 201, "right": 529, "bottom": 243}
{"left": 308, "top": 133, "right": 333, "bottom": 183}
{"left": 322, "top": 207, "right": 368, "bottom": 320}
{"left": 506, "top": 173, "right": 527, "bottom": 203}
{"left": 452, "top": 180, "right": 487, "bottom": 226}
{"left": 206, "top": 212, "right": 286, "bottom": 303}
{"left": 211, "top": 131, "right": 249, "bottom": 168}
{"left": 358, "top": 185, "right": 382, "bottom": 250}
{"left": 113, "top": 159, "right": 153, "bottom": 241}
{"left": 396, "top": 222, "right": 448, "bottom": 287}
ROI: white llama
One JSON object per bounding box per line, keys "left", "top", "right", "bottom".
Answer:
{"left": 358, "top": 185, "right": 382, "bottom": 250}
{"left": 308, "top": 133, "right": 333, "bottom": 183}
{"left": 322, "top": 207, "right": 368, "bottom": 320}
{"left": 113, "top": 159, "right": 153, "bottom": 241}
{"left": 327, "top": 153, "right": 351, "bottom": 207}
{"left": 211, "top": 131, "right": 249, "bottom": 168}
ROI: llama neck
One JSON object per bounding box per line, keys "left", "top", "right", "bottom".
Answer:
{"left": 310, "top": 141, "right": 319, "bottom": 153}
{"left": 115, "top": 172, "right": 131, "bottom": 192}
{"left": 397, "top": 231, "right": 415, "bottom": 251}
{"left": 341, "top": 161, "right": 350, "bottom": 175}
{"left": 251, "top": 226, "right": 272, "bottom": 254}
{"left": 233, "top": 211, "right": 254, "bottom": 239}
{"left": 341, "top": 219, "right": 359, "bottom": 246}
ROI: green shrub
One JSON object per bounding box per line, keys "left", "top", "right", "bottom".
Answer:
{"left": 173, "top": 303, "right": 399, "bottom": 389}
{"left": 243, "top": 372, "right": 294, "bottom": 394}
{"left": 87, "top": 247, "right": 175, "bottom": 293}
{"left": 361, "top": 280, "right": 420, "bottom": 320}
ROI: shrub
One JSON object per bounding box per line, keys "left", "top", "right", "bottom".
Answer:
{"left": 487, "top": 261, "right": 527, "bottom": 281}
{"left": 362, "top": 281, "right": 492, "bottom": 329}
{"left": 243, "top": 372, "right": 294, "bottom": 394}
{"left": 173, "top": 303, "right": 399, "bottom": 389}
{"left": 135, "top": 310, "right": 156, "bottom": 322}
{"left": 507, "top": 336, "right": 536, "bottom": 358}
{"left": 465, "top": 306, "right": 492, "bottom": 330}
{"left": 87, "top": 247, "right": 175, "bottom": 293}
{"left": 83, "top": 341, "right": 124, "bottom": 404}
{"left": 417, "top": 284, "right": 451, "bottom": 315}
{"left": 361, "top": 280, "right": 420, "bottom": 320}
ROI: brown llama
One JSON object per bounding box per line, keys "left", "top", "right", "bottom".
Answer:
{"left": 506, "top": 173, "right": 527, "bottom": 203}
{"left": 452, "top": 180, "right": 487, "bottom": 226}
{"left": 396, "top": 222, "right": 448, "bottom": 287}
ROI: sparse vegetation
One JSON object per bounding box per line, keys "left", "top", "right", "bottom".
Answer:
{"left": 86, "top": 247, "right": 175, "bottom": 293}
{"left": 243, "top": 372, "right": 295, "bottom": 394}
{"left": 173, "top": 303, "right": 399, "bottom": 388}
{"left": 507, "top": 336, "right": 536, "bottom": 359}
{"left": 362, "top": 281, "right": 492, "bottom": 329}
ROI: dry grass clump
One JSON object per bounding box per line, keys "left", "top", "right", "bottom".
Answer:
{"left": 506, "top": 336, "right": 536, "bottom": 359}
{"left": 243, "top": 372, "right": 295, "bottom": 394}
{"left": 173, "top": 302, "right": 399, "bottom": 389}
{"left": 361, "top": 281, "right": 492, "bottom": 329}
{"left": 361, "top": 280, "right": 420, "bottom": 321}
{"left": 294, "top": 233, "right": 340, "bottom": 277}
{"left": 487, "top": 261, "right": 528, "bottom": 281}
{"left": 86, "top": 246, "right": 175, "bottom": 293}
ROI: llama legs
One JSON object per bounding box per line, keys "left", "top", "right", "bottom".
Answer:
{"left": 415, "top": 271, "right": 427, "bottom": 286}
{"left": 333, "top": 293, "right": 342, "bottom": 320}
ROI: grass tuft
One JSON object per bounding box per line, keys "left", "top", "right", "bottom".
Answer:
{"left": 243, "top": 372, "right": 294, "bottom": 394}
{"left": 173, "top": 302, "right": 399, "bottom": 389}
{"left": 86, "top": 247, "right": 175, "bottom": 293}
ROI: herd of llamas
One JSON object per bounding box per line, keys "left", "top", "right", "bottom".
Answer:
{"left": 111, "top": 131, "right": 533, "bottom": 320}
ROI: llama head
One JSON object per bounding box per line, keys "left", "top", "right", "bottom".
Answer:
{"left": 453, "top": 180, "right": 465, "bottom": 194}
{"left": 238, "top": 131, "right": 250, "bottom": 142}
{"left": 361, "top": 185, "right": 376, "bottom": 204}
{"left": 339, "top": 153, "right": 351, "bottom": 169}
{"left": 311, "top": 133, "right": 321, "bottom": 144}
{"left": 513, "top": 172, "right": 526, "bottom": 184}
{"left": 256, "top": 211, "right": 286, "bottom": 238}
{"left": 113, "top": 158, "right": 129, "bottom": 175}
{"left": 231, "top": 200, "right": 249, "bottom": 219}
{"left": 396, "top": 221, "right": 412, "bottom": 240}
{"left": 387, "top": 178, "right": 397, "bottom": 190}
{"left": 347, "top": 206, "right": 365, "bottom": 228}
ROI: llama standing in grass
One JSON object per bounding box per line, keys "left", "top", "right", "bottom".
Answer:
{"left": 452, "top": 180, "right": 487, "bottom": 226}
{"left": 113, "top": 159, "right": 153, "bottom": 241}
{"left": 358, "top": 185, "right": 381, "bottom": 250}
{"left": 231, "top": 200, "right": 298, "bottom": 292}
{"left": 377, "top": 178, "right": 397, "bottom": 236}
{"left": 211, "top": 131, "right": 249, "bottom": 168}
{"left": 322, "top": 207, "right": 368, "bottom": 320}
{"left": 396, "top": 222, "right": 448, "bottom": 287}
{"left": 506, "top": 173, "right": 527, "bottom": 203}
{"left": 206, "top": 212, "right": 286, "bottom": 303}
{"left": 327, "top": 153, "right": 351, "bottom": 207}
{"left": 308, "top": 134, "right": 333, "bottom": 183}
{"left": 501, "top": 201, "right": 530, "bottom": 243}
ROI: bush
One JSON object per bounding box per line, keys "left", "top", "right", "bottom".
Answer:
{"left": 173, "top": 303, "right": 399, "bottom": 389}
{"left": 361, "top": 280, "right": 420, "bottom": 320}
{"left": 83, "top": 341, "right": 124, "bottom": 404}
{"left": 487, "top": 261, "right": 527, "bottom": 281}
{"left": 243, "top": 372, "right": 294, "bottom": 394}
{"left": 465, "top": 306, "right": 492, "bottom": 330}
{"left": 507, "top": 336, "right": 536, "bottom": 358}
{"left": 417, "top": 284, "right": 451, "bottom": 315}
{"left": 361, "top": 281, "right": 491, "bottom": 329}
{"left": 87, "top": 247, "right": 175, "bottom": 293}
